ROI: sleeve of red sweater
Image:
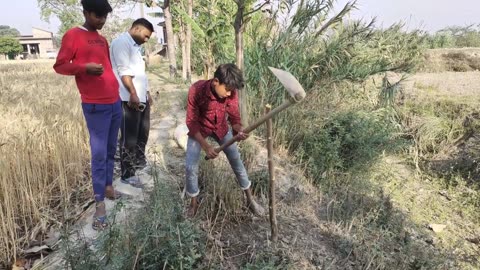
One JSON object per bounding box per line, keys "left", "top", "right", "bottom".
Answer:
{"left": 227, "top": 91, "right": 242, "bottom": 128}
{"left": 186, "top": 84, "right": 202, "bottom": 136}
{"left": 53, "top": 29, "right": 86, "bottom": 75}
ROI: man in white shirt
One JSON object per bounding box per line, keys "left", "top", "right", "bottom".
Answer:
{"left": 110, "top": 18, "right": 154, "bottom": 187}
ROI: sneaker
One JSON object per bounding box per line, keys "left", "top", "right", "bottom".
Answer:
{"left": 120, "top": 175, "right": 144, "bottom": 188}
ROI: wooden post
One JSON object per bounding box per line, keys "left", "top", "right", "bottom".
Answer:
{"left": 266, "top": 104, "right": 278, "bottom": 242}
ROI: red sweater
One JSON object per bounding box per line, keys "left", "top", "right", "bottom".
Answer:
{"left": 53, "top": 27, "right": 119, "bottom": 104}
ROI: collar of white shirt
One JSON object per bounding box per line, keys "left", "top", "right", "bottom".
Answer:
{"left": 124, "top": 32, "right": 140, "bottom": 47}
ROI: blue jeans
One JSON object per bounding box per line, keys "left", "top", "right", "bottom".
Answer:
{"left": 185, "top": 131, "right": 251, "bottom": 197}
{"left": 82, "top": 100, "right": 122, "bottom": 202}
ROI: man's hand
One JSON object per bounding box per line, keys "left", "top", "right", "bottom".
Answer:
{"left": 85, "top": 63, "right": 104, "bottom": 76}
{"left": 205, "top": 145, "right": 219, "bottom": 160}
{"left": 147, "top": 92, "right": 153, "bottom": 106}
{"left": 128, "top": 92, "right": 140, "bottom": 110}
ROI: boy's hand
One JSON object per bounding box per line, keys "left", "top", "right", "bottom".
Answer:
{"left": 85, "top": 63, "right": 104, "bottom": 76}
{"left": 232, "top": 124, "right": 249, "bottom": 141}
{"left": 233, "top": 124, "right": 249, "bottom": 141}
{"left": 237, "top": 131, "right": 249, "bottom": 141}
{"left": 205, "top": 145, "right": 219, "bottom": 159}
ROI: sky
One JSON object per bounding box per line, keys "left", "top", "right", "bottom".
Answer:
{"left": 0, "top": 0, "right": 161, "bottom": 35}
{"left": 0, "top": 0, "right": 479, "bottom": 35}
{"left": 336, "top": 0, "right": 480, "bottom": 32}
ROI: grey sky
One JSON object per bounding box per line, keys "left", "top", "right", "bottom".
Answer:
{"left": 0, "top": 0, "right": 159, "bottom": 35}
{"left": 337, "top": 0, "right": 480, "bottom": 32}
{"left": 0, "top": 0, "right": 479, "bottom": 35}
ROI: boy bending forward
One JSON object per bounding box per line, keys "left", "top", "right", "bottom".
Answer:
{"left": 185, "top": 64, "right": 264, "bottom": 217}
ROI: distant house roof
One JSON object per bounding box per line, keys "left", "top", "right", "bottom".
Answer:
{"left": 32, "top": 27, "right": 53, "bottom": 34}
{"left": 17, "top": 27, "right": 54, "bottom": 42}
{"left": 19, "top": 36, "right": 52, "bottom": 41}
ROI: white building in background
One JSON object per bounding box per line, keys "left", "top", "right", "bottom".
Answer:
{"left": 17, "top": 27, "right": 56, "bottom": 59}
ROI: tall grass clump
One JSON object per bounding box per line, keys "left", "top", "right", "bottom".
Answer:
{"left": 243, "top": 0, "right": 423, "bottom": 177}
{"left": 244, "top": 1, "right": 422, "bottom": 145}
{"left": 62, "top": 172, "right": 204, "bottom": 269}
{"left": 0, "top": 61, "right": 91, "bottom": 265}
{"left": 196, "top": 141, "right": 253, "bottom": 222}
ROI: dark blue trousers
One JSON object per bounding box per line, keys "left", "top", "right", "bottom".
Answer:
{"left": 81, "top": 100, "right": 122, "bottom": 202}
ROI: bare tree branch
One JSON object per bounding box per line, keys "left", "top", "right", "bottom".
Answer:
{"left": 244, "top": 0, "right": 270, "bottom": 17}
{"left": 314, "top": 0, "right": 356, "bottom": 38}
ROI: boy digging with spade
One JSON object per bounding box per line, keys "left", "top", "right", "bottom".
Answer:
{"left": 185, "top": 63, "right": 265, "bottom": 217}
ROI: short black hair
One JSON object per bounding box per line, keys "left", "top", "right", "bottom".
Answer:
{"left": 132, "top": 18, "right": 155, "bottom": 33}
{"left": 81, "top": 0, "right": 113, "bottom": 16}
{"left": 214, "top": 64, "right": 244, "bottom": 90}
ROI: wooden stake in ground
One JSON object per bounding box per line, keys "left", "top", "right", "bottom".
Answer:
{"left": 266, "top": 104, "right": 278, "bottom": 241}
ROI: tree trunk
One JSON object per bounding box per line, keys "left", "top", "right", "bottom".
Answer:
{"left": 206, "top": 43, "right": 215, "bottom": 79}
{"left": 186, "top": 0, "right": 193, "bottom": 82}
{"left": 164, "top": 0, "right": 177, "bottom": 77}
{"left": 234, "top": 0, "right": 249, "bottom": 126}
{"left": 181, "top": 21, "right": 187, "bottom": 80}
{"left": 234, "top": 14, "right": 244, "bottom": 70}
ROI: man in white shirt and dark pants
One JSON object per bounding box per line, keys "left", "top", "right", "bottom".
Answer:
{"left": 110, "top": 18, "right": 154, "bottom": 187}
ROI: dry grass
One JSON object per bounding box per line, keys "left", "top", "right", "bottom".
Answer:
{"left": 403, "top": 71, "right": 480, "bottom": 99}
{"left": 421, "top": 48, "right": 480, "bottom": 72}
{"left": 369, "top": 156, "right": 480, "bottom": 270}
{"left": 387, "top": 57, "right": 480, "bottom": 268}
{"left": 0, "top": 61, "right": 90, "bottom": 265}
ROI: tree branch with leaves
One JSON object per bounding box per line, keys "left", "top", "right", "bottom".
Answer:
{"left": 233, "top": 0, "right": 270, "bottom": 125}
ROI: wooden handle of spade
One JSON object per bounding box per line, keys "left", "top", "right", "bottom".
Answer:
{"left": 205, "top": 99, "right": 294, "bottom": 160}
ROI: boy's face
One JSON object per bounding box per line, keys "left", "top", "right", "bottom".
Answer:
{"left": 212, "top": 78, "right": 233, "bottom": 99}
{"left": 84, "top": 11, "right": 108, "bottom": 30}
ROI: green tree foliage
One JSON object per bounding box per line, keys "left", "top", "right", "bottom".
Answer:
{"left": 38, "top": 0, "right": 83, "bottom": 36}
{"left": 0, "top": 25, "right": 20, "bottom": 37}
{"left": 0, "top": 37, "right": 23, "bottom": 59}
{"left": 37, "top": 0, "right": 138, "bottom": 36}
{"left": 426, "top": 25, "right": 480, "bottom": 48}
{"left": 190, "top": 0, "right": 236, "bottom": 76}
{"left": 242, "top": 0, "right": 424, "bottom": 175}
{"left": 101, "top": 15, "right": 134, "bottom": 42}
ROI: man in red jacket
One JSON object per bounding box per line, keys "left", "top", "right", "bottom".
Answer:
{"left": 53, "top": 0, "right": 120, "bottom": 230}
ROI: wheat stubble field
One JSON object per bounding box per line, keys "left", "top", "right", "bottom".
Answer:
{"left": 0, "top": 60, "right": 91, "bottom": 265}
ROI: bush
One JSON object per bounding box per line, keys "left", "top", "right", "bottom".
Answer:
{"left": 425, "top": 25, "right": 480, "bottom": 48}
{"left": 296, "top": 109, "right": 403, "bottom": 183}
